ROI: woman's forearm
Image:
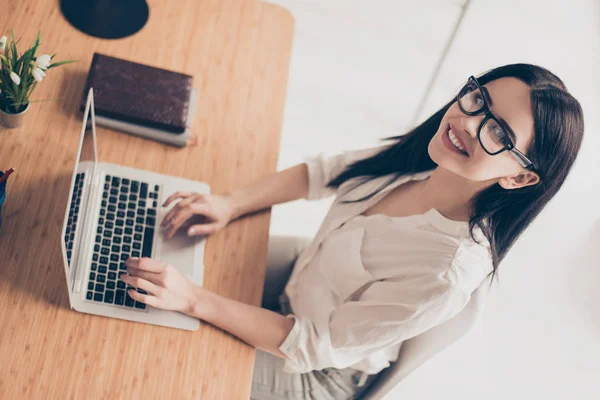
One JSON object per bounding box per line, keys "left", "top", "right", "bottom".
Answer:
{"left": 229, "top": 163, "right": 309, "bottom": 220}
{"left": 190, "top": 286, "right": 294, "bottom": 358}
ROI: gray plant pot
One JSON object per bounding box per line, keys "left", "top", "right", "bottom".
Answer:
{"left": 0, "top": 103, "right": 30, "bottom": 128}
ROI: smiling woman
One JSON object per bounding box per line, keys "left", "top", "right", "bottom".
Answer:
{"left": 122, "top": 63, "right": 585, "bottom": 400}
{"left": 330, "top": 63, "right": 584, "bottom": 280}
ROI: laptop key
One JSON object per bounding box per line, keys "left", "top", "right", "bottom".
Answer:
{"left": 147, "top": 209, "right": 156, "bottom": 216}
{"left": 110, "top": 254, "right": 119, "bottom": 262}
{"left": 125, "top": 293, "right": 135, "bottom": 307}
{"left": 119, "top": 194, "right": 127, "bottom": 202}
{"left": 109, "top": 263, "right": 118, "bottom": 271}
{"left": 105, "top": 221, "right": 114, "bottom": 229}
{"left": 122, "top": 178, "right": 130, "bottom": 185}
{"left": 101, "top": 247, "right": 110, "bottom": 255}
{"left": 123, "top": 236, "right": 132, "bottom": 244}
{"left": 97, "top": 275, "right": 106, "bottom": 284}
{"left": 115, "top": 228, "right": 123, "bottom": 235}
{"left": 99, "top": 265, "right": 107, "bottom": 274}
{"left": 112, "top": 245, "right": 120, "bottom": 253}
{"left": 140, "top": 183, "right": 148, "bottom": 198}
{"left": 133, "top": 242, "right": 141, "bottom": 250}
{"left": 112, "top": 177, "right": 120, "bottom": 187}
{"left": 135, "top": 225, "right": 143, "bottom": 233}
{"left": 86, "top": 291, "right": 93, "bottom": 300}
{"left": 115, "top": 290, "right": 125, "bottom": 305}
{"left": 108, "top": 271, "right": 117, "bottom": 280}
{"left": 116, "top": 219, "right": 124, "bottom": 227}
{"left": 122, "top": 244, "right": 131, "bottom": 252}
{"left": 118, "top": 203, "right": 126, "bottom": 210}
{"left": 95, "top": 283, "right": 105, "bottom": 292}
{"left": 132, "top": 251, "right": 140, "bottom": 258}
{"left": 94, "top": 293, "right": 103, "bottom": 302}
{"left": 104, "top": 290, "right": 114, "bottom": 303}
{"left": 113, "top": 237, "right": 122, "bottom": 244}
{"left": 136, "top": 217, "right": 144, "bottom": 224}
{"left": 89, "top": 272, "right": 96, "bottom": 280}
{"left": 117, "top": 211, "right": 125, "bottom": 218}
{"left": 117, "top": 280, "right": 126, "bottom": 289}
{"left": 127, "top": 210, "right": 135, "bottom": 218}
{"left": 88, "top": 282, "right": 94, "bottom": 290}
{"left": 146, "top": 216, "right": 156, "bottom": 226}
{"left": 125, "top": 228, "right": 133, "bottom": 235}
{"left": 135, "top": 301, "right": 146, "bottom": 310}
{"left": 120, "top": 253, "right": 129, "bottom": 261}
{"left": 91, "top": 263, "right": 97, "bottom": 271}
{"left": 142, "top": 227, "right": 154, "bottom": 257}
{"left": 106, "top": 281, "right": 115, "bottom": 290}
{"left": 100, "top": 256, "right": 109, "bottom": 264}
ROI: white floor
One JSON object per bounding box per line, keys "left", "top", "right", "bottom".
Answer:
{"left": 266, "top": 0, "right": 600, "bottom": 399}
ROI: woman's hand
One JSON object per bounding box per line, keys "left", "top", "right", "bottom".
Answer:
{"left": 120, "top": 257, "right": 200, "bottom": 315}
{"left": 160, "top": 191, "right": 235, "bottom": 239}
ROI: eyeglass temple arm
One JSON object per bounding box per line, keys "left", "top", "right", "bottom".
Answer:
{"left": 510, "top": 148, "right": 534, "bottom": 169}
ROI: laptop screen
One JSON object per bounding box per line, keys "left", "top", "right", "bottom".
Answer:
{"left": 62, "top": 90, "right": 97, "bottom": 275}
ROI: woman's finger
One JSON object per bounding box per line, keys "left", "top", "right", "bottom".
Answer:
{"left": 162, "top": 191, "right": 195, "bottom": 208}
{"left": 161, "top": 194, "right": 203, "bottom": 227}
{"left": 127, "top": 288, "right": 158, "bottom": 307}
{"left": 165, "top": 203, "right": 211, "bottom": 238}
{"left": 126, "top": 267, "right": 162, "bottom": 285}
{"left": 121, "top": 274, "right": 162, "bottom": 298}
{"left": 187, "top": 222, "right": 219, "bottom": 236}
{"left": 125, "top": 257, "right": 166, "bottom": 273}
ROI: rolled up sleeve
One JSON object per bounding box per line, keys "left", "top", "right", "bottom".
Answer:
{"left": 277, "top": 274, "right": 470, "bottom": 373}
{"left": 303, "top": 145, "right": 390, "bottom": 201}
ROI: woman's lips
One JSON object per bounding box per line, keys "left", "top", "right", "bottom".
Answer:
{"left": 442, "top": 124, "right": 469, "bottom": 157}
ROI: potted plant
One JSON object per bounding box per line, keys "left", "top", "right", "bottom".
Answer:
{"left": 0, "top": 31, "right": 74, "bottom": 128}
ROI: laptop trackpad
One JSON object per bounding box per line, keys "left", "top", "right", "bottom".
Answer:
{"left": 157, "top": 229, "right": 198, "bottom": 277}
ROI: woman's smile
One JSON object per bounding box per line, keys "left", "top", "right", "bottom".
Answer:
{"left": 442, "top": 124, "right": 469, "bottom": 157}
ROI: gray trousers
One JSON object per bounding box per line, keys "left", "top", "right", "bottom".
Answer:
{"left": 250, "top": 236, "right": 379, "bottom": 400}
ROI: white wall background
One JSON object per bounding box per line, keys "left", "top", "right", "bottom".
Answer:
{"left": 266, "top": 0, "right": 600, "bottom": 399}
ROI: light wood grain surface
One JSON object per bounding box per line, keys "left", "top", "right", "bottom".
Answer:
{"left": 0, "top": 0, "right": 294, "bottom": 398}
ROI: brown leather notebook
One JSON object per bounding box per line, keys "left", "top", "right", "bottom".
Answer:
{"left": 81, "top": 53, "right": 193, "bottom": 134}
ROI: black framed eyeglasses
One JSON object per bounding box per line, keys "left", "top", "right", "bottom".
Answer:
{"left": 457, "top": 76, "right": 536, "bottom": 170}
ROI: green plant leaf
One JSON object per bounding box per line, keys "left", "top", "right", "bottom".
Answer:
{"left": 46, "top": 59, "right": 77, "bottom": 69}
{"left": 10, "top": 30, "right": 18, "bottom": 70}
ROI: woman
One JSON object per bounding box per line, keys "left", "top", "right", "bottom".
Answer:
{"left": 120, "top": 63, "right": 584, "bottom": 399}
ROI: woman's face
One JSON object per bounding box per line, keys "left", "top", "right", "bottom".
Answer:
{"left": 428, "top": 77, "right": 541, "bottom": 189}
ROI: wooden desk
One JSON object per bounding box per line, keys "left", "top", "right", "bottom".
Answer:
{"left": 0, "top": 0, "right": 294, "bottom": 398}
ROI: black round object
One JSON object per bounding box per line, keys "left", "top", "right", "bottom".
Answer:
{"left": 60, "top": 0, "right": 149, "bottom": 40}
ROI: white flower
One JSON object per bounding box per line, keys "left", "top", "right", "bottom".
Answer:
{"left": 0, "top": 36, "right": 6, "bottom": 53}
{"left": 9, "top": 71, "right": 20, "bottom": 85}
{"left": 35, "top": 54, "right": 51, "bottom": 70}
{"left": 32, "top": 67, "right": 46, "bottom": 82}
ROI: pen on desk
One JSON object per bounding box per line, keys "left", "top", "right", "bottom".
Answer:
{"left": 0, "top": 167, "right": 15, "bottom": 184}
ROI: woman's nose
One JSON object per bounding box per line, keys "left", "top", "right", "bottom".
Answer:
{"left": 460, "top": 115, "right": 483, "bottom": 140}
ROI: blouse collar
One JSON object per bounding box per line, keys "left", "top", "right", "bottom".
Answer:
{"left": 382, "top": 169, "right": 485, "bottom": 239}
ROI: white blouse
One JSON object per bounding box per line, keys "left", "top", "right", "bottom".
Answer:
{"left": 277, "top": 145, "right": 494, "bottom": 376}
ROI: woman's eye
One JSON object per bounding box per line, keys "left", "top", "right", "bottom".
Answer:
{"left": 474, "top": 94, "right": 485, "bottom": 107}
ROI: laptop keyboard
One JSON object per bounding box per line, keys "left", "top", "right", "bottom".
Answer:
{"left": 86, "top": 175, "right": 160, "bottom": 310}
{"left": 65, "top": 172, "right": 85, "bottom": 266}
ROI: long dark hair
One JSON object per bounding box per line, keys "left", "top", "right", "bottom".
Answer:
{"left": 327, "top": 64, "right": 584, "bottom": 282}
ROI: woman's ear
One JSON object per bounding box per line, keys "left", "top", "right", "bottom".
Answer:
{"left": 498, "top": 170, "right": 541, "bottom": 190}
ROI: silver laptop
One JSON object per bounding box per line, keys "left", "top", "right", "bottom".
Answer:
{"left": 60, "top": 88, "right": 209, "bottom": 331}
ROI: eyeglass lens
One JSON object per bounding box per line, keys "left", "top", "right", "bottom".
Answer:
{"left": 458, "top": 81, "right": 510, "bottom": 154}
